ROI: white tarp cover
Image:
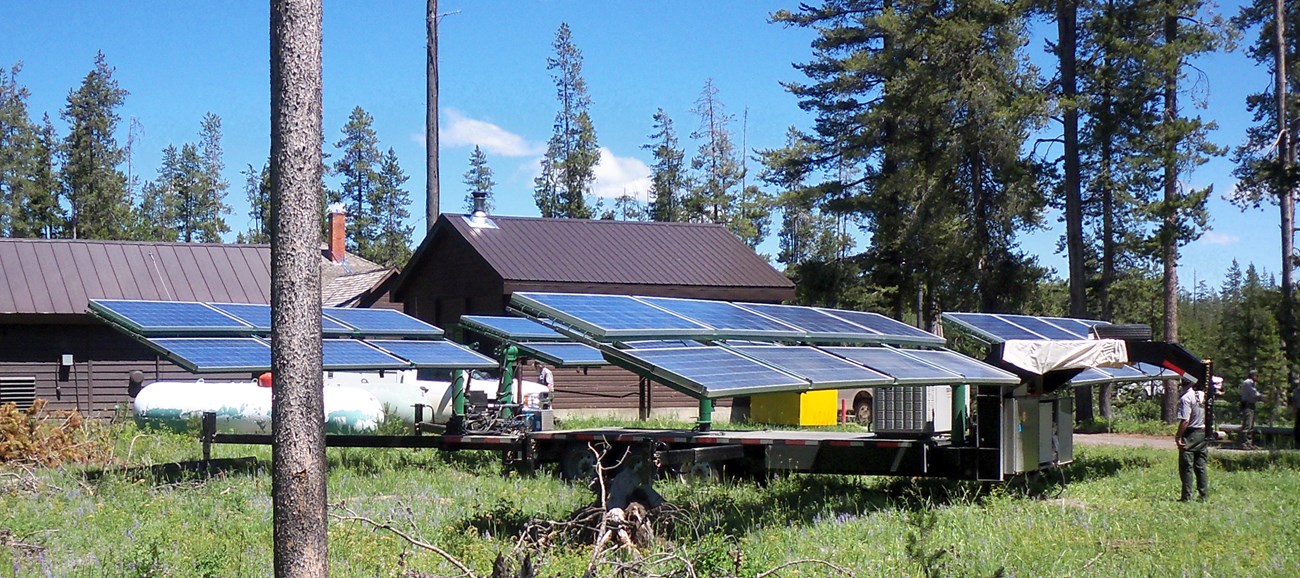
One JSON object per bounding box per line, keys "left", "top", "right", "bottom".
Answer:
{"left": 1001, "top": 339, "right": 1128, "bottom": 375}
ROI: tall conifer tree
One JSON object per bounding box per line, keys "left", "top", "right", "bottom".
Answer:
{"left": 371, "top": 147, "right": 413, "bottom": 267}
{"left": 333, "top": 106, "right": 381, "bottom": 256}
{"left": 60, "top": 51, "right": 130, "bottom": 239}
{"left": 534, "top": 23, "right": 598, "bottom": 219}
{"left": 461, "top": 145, "right": 495, "bottom": 213}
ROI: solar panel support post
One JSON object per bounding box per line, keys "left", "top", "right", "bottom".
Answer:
{"left": 952, "top": 382, "right": 968, "bottom": 446}
{"left": 497, "top": 344, "right": 518, "bottom": 417}
{"left": 697, "top": 398, "right": 714, "bottom": 432}
{"left": 448, "top": 369, "right": 467, "bottom": 435}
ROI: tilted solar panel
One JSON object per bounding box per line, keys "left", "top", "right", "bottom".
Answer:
{"left": 638, "top": 296, "right": 803, "bottom": 339}
{"left": 146, "top": 337, "right": 271, "bottom": 372}
{"left": 91, "top": 300, "right": 252, "bottom": 335}
{"left": 321, "top": 339, "right": 410, "bottom": 370}
{"left": 365, "top": 339, "right": 498, "bottom": 369}
{"left": 997, "top": 314, "right": 1083, "bottom": 340}
{"left": 732, "top": 346, "right": 892, "bottom": 388}
{"left": 512, "top": 293, "right": 712, "bottom": 339}
{"left": 322, "top": 307, "right": 444, "bottom": 338}
{"left": 460, "top": 315, "right": 568, "bottom": 342}
{"left": 822, "top": 347, "right": 965, "bottom": 385}
{"left": 734, "top": 302, "right": 872, "bottom": 340}
{"left": 900, "top": 349, "right": 1021, "bottom": 384}
{"left": 817, "top": 308, "right": 947, "bottom": 346}
{"left": 615, "top": 346, "right": 807, "bottom": 398}
{"left": 943, "top": 312, "right": 1047, "bottom": 342}
{"left": 209, "top": 303, "right": 354, "bottom": 335}
{"left": 516, "top": 342, "right": 609, "bottom": 367}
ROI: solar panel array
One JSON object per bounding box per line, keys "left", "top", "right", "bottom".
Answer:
{"left": 88, "top": 299, "right": 495, "bottom": 374}
{"left": 512, "top": 292, "right": 945, "bottom": 346}
{"left": 942, "top": 312, "right": 1108, "bottom": 344}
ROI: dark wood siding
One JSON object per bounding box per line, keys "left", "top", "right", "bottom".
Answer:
{"left": 0, "top": 323, "right": 255, "bottom": 417}
{"left": 545, "top": 365, "right": 729, "bottom": 411}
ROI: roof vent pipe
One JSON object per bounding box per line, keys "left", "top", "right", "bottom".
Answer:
{"left": 470, "top": 190, "right": 488, "bottom": 221}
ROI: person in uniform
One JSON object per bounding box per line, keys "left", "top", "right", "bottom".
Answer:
{"left": 1175, "top": 379, "right": 1209, "bottom": 502}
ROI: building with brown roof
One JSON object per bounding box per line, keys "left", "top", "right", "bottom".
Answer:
{"left": 390, "top": 212, "right": 795, "bottom": 417}
{"left": 0, "top": 210, "right": 396, "bottom": 414}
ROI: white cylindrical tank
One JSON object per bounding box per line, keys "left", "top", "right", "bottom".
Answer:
{"left": 133, "top": 380, "right": 385, "bottom": 434}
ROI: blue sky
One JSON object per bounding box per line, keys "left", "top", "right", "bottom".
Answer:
{"left": 0, "top": 0, "right": 1280, "bottom": 291}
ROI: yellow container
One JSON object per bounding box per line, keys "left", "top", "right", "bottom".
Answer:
{"left": 750, "top": 389, "right": 838, "bottom": 426}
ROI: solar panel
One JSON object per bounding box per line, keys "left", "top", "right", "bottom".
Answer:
{"left": 998, "top": 314, "right": 1084, "bottom": 340}
{"left": 321, "top": 340, "right": 410, "bottom": 370}
{"left": 209, "top": 303, "right": 354, "bottom": 335}
{"left": 822, "top": 347, "right": 965, "bottom": 385}
{"left": 900, "top": 349, "right": 1021, "bottom": 384}
{"left": 322, "top": 308, "right": 444, "bottom": 338}
{"left": 512, "top": 293, "right": 711, "bottom": 339}
{"left": 621, "top": 340, "right": 706, "bottom": 349}
{"left": 614, "top": 346, "right": 807, "bottom": 398}
{"left": 460, "top": 315, "right": 568, "bottom": 342}
{"left": 943, "top": 312, "right": 1047, "bottom": 342}
{"left": 517, "top": 342, "right": 609, "bottom": 367}
{"left": 91, "top": 300, "right": 252, "bottom": 335}
{"left": 1047, "top": 317, "right": 1104, "bottom": 337}
{"left": 732, "top": 346, "right": 892, "bottom": 388}
{"left": 816, "top": 308, "right": 947, "bottom": 346}
{"left": 638, "top": 296, "right": 803, "bottom": 339}
{"left": 366, "top": 340, "right": 498, "bottom": 369}
{"left": 734, "top": 302, "right": 871, "bottom": 341}
{"left": 146, "top": 337, "right": 271, "bottom": 372}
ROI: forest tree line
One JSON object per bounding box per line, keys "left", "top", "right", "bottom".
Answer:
{"left": 3, "top": 2, "right": 1299, "bottom": 422}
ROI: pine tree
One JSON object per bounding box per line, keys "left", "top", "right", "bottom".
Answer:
{"left": 333, "top": 106, "right": 381, "bottom": 255}
{"left": 534, "top": 23, "right": 598, "bottom": 219}
{"left": 370, "top": 148, "right": 413, "bottom": 267}
{"left": 19, "top": 115, "right": 63, "bottom": 237}
{"left": 771, "top": 0, "right": 1050, "bottom": 319}
{"left": 461, "top": 145, "right": 495, "bottom": 213}
{"left": 60, "top": 51, "right": 130, "bottom": 239}
{"left": 0, "top": 62, "right": 42, "bottom": 237}
{"left": 195, "top": 112, "right": 230, "bottom": 242}
{"left": 687, "top": 79, "right": 743, "bottom": 224}
{"left": 643, "top": 108, "right": 687, "bottom": 222}
{"left": 238, "top": 162, "right": 272, "bottom": 244}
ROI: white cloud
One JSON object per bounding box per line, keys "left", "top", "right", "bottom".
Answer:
{"left": 591, "top": 148, "right": 651, "bottom": 200}
{"left": 420, "top": 109, "right": 543, "bottom": 157}
{"left": 1200, "top": 231, "right": 1240, "bottom": 246}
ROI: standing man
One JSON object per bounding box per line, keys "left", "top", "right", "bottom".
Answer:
{"left": 1175, "top": 379, "right": 1208, "bottom": 502}
{"left": 1240, "top": 369, "right": 1262, "bottom": 449}
{"left": 534, "top": 360, "right": 553, "bottom": 392}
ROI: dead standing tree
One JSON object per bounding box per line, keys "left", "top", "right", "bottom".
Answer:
{"left": 270, "top": 0, "right": 328, "bottom": 576}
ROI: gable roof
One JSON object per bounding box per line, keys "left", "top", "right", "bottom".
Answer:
{"left": 396, "top": 214, "right": 794, "bottom": 294}
{"left": 0, "top": 238, "right": 397, "bottom": 315}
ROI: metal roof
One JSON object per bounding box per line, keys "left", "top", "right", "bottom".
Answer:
{"left": 396, "top": 214, "right": 795, "bottom": 294}
{"left": 0, "top": 238, "right": 395, "bottom": 315}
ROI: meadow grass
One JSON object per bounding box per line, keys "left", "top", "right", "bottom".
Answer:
{"left": 2, "top": 421, "right": 1298, "bottom": 577}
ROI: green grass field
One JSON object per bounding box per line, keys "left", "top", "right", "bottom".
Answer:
{"left": 2, "top": 422, "right": 1299, "bottom": 577}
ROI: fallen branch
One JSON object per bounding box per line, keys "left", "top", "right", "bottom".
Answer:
{"left": 755, "top": 558, "right": 858, "bottom": 578}
{"left": 332, "top": 505, "right": 477, "bottom": 578}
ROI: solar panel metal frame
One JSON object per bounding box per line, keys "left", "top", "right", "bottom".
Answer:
{"left": 90, "top": 299, "right": 255, "bottom": 336}
{"left": 636, "top": 296, "right": 806, "bottom": 341}
{"left": 820, "top": 346, "right": 966, "bottom": 386}
{"left": 365, "top": 339, "right": 499, "bottom": 369}
{"left": 516, "top": 342, "right": 609, "bottom": 367}
{"left": 145, "top": 337, "right": 273, "bottom": 373}
{"left": 321, "top": 307, "right": 444, "bottom": 338}
{"left": 460, "top": 315, "right": 569, "bottom": 342}
{"left": 512, "top": 292, "right": 715, "bottom": 340}
{"left": 730, "top": 346, "right": 893, "bottom": 389}
{"left": 606, "top": 346, "right": 810, "bottom": 399}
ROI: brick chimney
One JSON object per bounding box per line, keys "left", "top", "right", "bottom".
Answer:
{"left": 327, "top": 203, "right": 346, "bottom": 262}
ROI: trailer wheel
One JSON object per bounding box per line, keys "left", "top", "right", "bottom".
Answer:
{"left": 853, "top": 393, "right": 873, "bottom": 428}
{"left": 559, "top": 443, "right": 600, "bottom": 483}
{"left": 673, "top": 460, "right": 720, "bottom": 484}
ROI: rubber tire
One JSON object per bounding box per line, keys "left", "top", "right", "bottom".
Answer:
{"left": 559, "top": 443, "right": 599, "bottom": 483}
{"left": 854, "top": 396, "right": 873, "bottom": 428}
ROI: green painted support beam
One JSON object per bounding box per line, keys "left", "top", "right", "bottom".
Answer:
{"left": 697, "top": 398, "right": 714, "bottom": 432}
{"left": 953, "top": 382, "right": 968, "bottom": 445}
{"left": 497, "top": 344, "right": 518, "bottom": 417}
